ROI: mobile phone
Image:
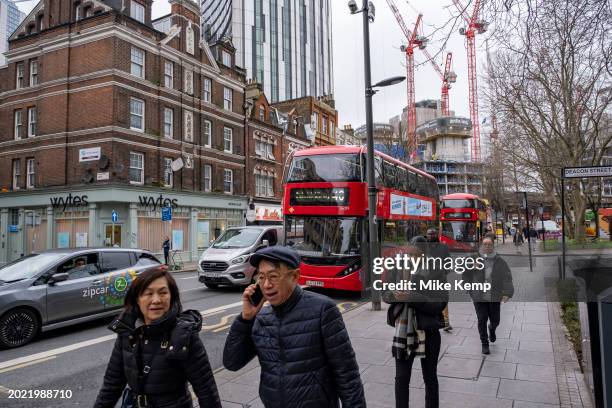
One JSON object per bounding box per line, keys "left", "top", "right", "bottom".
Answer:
{"left": 250, "top": 284, "right": 264, "bottom": 306}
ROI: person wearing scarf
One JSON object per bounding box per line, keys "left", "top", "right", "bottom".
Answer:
{"left": 387, "top": 237, "right": 448, "bottom": 408}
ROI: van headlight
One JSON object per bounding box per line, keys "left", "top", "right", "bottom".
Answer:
{"left": 231, "top": 255, "right": 250, "bottom": 264}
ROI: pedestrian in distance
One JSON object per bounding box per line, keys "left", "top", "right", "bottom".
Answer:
{"left": 94, "top": 267, "right": 221, "bottom": 408}
{"left": 222, "top": 246, "right": 366, "bottom": 408}
{"left": 387, "top": 236, "right": 448, "bottom": 408}
{"left": 162, "top": 236, "right": 171, "bottom": 265}
{"left": 463, "top": 237, "right": 514, "bottom": 355}
{"left": 425, "top": 228, "right": 453, "bottom": 332}
{"left": 513, "top": 228, "right": 524, "bottom": 252}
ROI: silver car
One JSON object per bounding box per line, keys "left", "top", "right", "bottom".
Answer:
{"left": 0, "top": 248, "right": 163, "bottom": 348}
{"left": 197, "top": 226, "right": 283, "bottom": 288}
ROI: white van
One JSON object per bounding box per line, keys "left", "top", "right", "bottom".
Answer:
{"left": 197, "top": 226, "right": 284, "bottom": 288}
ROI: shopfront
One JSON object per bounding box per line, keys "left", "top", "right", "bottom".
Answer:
{"left": 0, "top": 187, "right": 247, "bottom": 264}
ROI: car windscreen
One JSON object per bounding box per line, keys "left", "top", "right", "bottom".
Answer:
{"left": 212, "top": 229, "right": 262, "bottom": 249}
{"left": 0, "top": 253, "right": 67, "bottom": 282}
{"left": 287, "top": 154, "right": 362, "bottom": 182}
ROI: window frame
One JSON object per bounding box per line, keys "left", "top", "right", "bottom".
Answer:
{"left": 222, "top": 50, "right": 232, "bottom": 67}
{"left": 203, "top": 119, "right": 212, "bottom": 148}
{"left": 129, "top": 151, "right": 144, "bottom": 185}
{"left": 223, "top": 169, "right": 233, "bottom": 194}
{"left": 29, "top": 60, "right": 38, "bottom": 86}
{"left": 14, "top": 110, "right": 22, "bottom": 140}
{"left": 130, "top": 1, "right": 145, "bottom": 23}
{"left": 26, "top": 158, "right": 35, "bottom": 189}
{"left": 27, "top": 107, "right": 37, "bottom": 137}
{"left": 16, "top": 63, "right": 24, "bottom": 89}
{"left": 202, "top": 77, "right": 212, "bottom": 102}
{"left": 163, "top": 107, "right": 173, "bottom": 138}
{"left": 223, "top": 87, "right": 232, "bottom": 110}
{"left": 203, "top": 164, "right": 212, "bottom": 192}
{"left": 223, "top": 127, "right": 233, "bottom": 153}
{"left": 12, "top": 159, "right": 21, "bottom": 190}
{"left": 164, "top": 60, "right": 173, "bottom": 88}
{"left": 130, "top": 46, "right": 145, "bottom": 78}
{"left": 129, "top": 97, "right": 145, "bottom": 132}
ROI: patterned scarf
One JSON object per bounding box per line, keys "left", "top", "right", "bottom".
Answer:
{"left": 392, "top": 304, "right": 426, "bottom": 360}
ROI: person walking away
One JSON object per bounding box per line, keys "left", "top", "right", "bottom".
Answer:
{"left": 94, "top": 268, "right": 221, "bottom": 408}
{"left": 513, "top": 228, "right": 523, "bottom": 253}
{"left": 425, "top": 228, "right": 453, "bottom": 332}
{"left": 223, "top": 246, "right": 366, "bottom": 408}
{"left": 388, "top": 236, "right": 448, "bottom": 408}
{"left": 463, "top": 237, "right": 514, "bottom": 355}
{"left": 162, "top": 236, "right": 171, "bottom": 265}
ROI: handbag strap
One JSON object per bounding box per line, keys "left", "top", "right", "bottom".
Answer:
{"left": 134, "top": 334, "right": 167, "bottom": 407}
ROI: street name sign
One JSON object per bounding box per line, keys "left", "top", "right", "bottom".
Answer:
{"left": 162, "top": 206, "right": 172, "bottom": 221}
{"left": 563, "top": 166, "right": 612, "bottom": 178}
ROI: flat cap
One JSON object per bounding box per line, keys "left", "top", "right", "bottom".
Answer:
{"left": 249, "top": 245, "right": 300, "bottom": 269}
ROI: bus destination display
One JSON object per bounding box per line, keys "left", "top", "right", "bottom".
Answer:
{"left": 289, "top": 188, "right": 350, "bottom": 206}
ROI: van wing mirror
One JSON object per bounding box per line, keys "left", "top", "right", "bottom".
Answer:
{"left": 262, "top": 239, "right": 270, "bottom": 247}
{"left": 49, "top": 272, "right": 69, "bottom": 285}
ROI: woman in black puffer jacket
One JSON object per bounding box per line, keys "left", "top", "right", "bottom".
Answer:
{"left": 94, "top": 268, "right": 221, "bottom": 408}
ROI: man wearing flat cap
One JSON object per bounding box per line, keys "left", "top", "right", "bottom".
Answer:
{"left": 222, "top": 246, "right": 366, "bottom": 408}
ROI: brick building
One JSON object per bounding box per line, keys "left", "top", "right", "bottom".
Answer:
{"left": 0, "top": 0, "right": 249, "bottom": 263}
{"left": 272, "top": 95, "right": 337, "bottom": 146}
{"left": 243, "top": 80, "right": 310, "bottom": 225}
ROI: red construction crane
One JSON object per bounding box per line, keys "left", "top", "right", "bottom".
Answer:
{"left": 386, "top": 0, "right": 427, "bottom": 158}
{"left": 453, "top": 0, "right": 488, "bottom": 162}
{"left": 485, "top": 40, "right": 498, "bottom": 140}
{"left": 421, "top": 49, "right": 457, "bottom": 116}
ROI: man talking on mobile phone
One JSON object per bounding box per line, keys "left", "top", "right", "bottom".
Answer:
{"left": 222, "top": 246, "right": 366, "bottom": 408}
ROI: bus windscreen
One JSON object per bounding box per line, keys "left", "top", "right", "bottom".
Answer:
{"left": 287, "top": 154, "right": 362, "bottom": 182}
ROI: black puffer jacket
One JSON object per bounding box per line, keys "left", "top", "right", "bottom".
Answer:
{"left": 463, "top": 254, "right": 514, "bottom": 302}
{"left": 223, "top": 286, "right": 366, "bottom": 408}
{"left": 94, "top": 305, "right": 221, "bottom": 408}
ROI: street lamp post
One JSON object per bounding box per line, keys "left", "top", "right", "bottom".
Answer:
{"left": 521, "top": 192, "right": 533, "bottom": 272}
{"left": 349, "top": 0, "right": 405, "bottom": 310}
{"left": 539, "top": 204, "right": 545, "bottom": 250}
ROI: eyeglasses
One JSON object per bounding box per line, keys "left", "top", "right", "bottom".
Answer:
{"left": 256, "top": 269, "right": 295, "bottom": 285}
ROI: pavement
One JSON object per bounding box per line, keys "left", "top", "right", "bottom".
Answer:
{"left": 212, "top": 266, "right": 594, "bottom": 408}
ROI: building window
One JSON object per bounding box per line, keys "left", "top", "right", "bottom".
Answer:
{"left": 203, "top": 164, "right": 211, "bottom": 192}
{"left": 255, "top": 174, "right": 275, "bottom": 197}
{"left": 14, "top": 110, "right": 22, "bottom": 140}
{"left": 130, "top": 1, "right": 145, "bottom": 23}
{"left": 184, "top": 69, "right": 193, "bottom": 94}
{"left": 223, "top": 87, "right": 232, "bottom": 110}
{"left": 130, "top": 47, "right": 145, "bottom": 78}
{"left": 28, "top": 107, "right": 37, "bottom": 137}
{"left": 322, "top": 114, "right": 328, "bottom": 135}
{"left": 255, "top": 140, "right": 275, "bottom": 160}
{"left": 30, "top": 60, "right": 38, "bottom": 86}
{"left": 26, "top": 158, "right": 35, "bottom": 189}
{"left": 163, "top": 157, "right": 173, "bottom": 187}
{"left": 184, "top": 110, "right": 193, "bottom": 142}
{"left": 164, "top": 60, "right": 173, "bottom": 88}
{"left": 222, "top": 50, "right": 231, "bottom": 67}
{"left": 203, "top": 120, "right": 212, "bottom": 147}
{"left": 16, "top": 63, "right": 24, "bottom": 89}
{"left": 129, "top": 152, "right": 144, "bottom": 184}
{"left": 224, "top": 169, "right": 233, "bottom": 194}
{"left": 312, "top": 112, "right": 319, "bottom": 130}
{"left": 163, "top": 108, "right": 173, "bottom": 138}
{"left": 130, "top": 97, "right": 144, "bottom": 131}
{"left": 259, "top": 106, "right": 265, "bottom": 121}
{"left": 330, "top": 121, "right": 335, "bottom": 139}
{"left": 223, "top": 127, "right": 233, "bottom": 153}
{"left": 202, "top": 78, "right": 211, "bottom": 102}
{"left": 12, "top": 159, "right": 20, "bottom": 190}
{"left": 267, "top": 175, "right": 274, "bottom": 196}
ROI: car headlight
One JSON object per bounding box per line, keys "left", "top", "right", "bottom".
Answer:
{"left": 230, "top": 255, "right": 250, "bottom": 264}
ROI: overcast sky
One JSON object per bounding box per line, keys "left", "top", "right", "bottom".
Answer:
{"left": 17, "top": 0, "right": 490, "bottom": 128}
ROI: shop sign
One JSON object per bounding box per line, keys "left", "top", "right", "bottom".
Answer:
{"left": 138, "top": 194, "right": 178, "bottom": 210}
{"left": 97, "top": 172, "right": 110, "bottom": 181}
{"left": 9, "top": 225, "right": 18, "bottom": 232}
{"left": 79, "top": 147, "right": 101, "bottom": 162}
{"left": 255, "top": 205, "right": 282, "bottom": 221}
{"left": 50, "top": 193, "right": 89, "bottom": 211}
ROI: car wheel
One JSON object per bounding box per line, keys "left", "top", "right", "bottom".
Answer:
{"left": 0, "top": 308, "right": 39, "bottom": 348}
{"left": 204, "top": 282, "right": 219, "bottom": 289}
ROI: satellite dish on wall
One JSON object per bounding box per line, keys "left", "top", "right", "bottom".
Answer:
{"left": 99, "top": 155, "right": 110, "bottom": 170}
{"left": 171, "top": 158, "right": 184, "bottom": 172}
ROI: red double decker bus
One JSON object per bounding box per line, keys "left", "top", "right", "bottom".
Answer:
{"left": 283, "top": 146, "right": 439, "bottom": 292}
{"left": 439, "top": 193, "right": 488, "bottom": 252}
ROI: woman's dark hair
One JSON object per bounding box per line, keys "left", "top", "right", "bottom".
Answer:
{"left": 124, "top": 267, "right": 182, "bottom": 315}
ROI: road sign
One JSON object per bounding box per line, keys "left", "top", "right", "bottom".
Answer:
{"left": 564, "top": 166, "right": 612, "bottom": 178}
{"left": 162, "top": 206, "right": 172, "bottom": 221}
{"left": 246, "top": 209, "right": 256, "bottom": 223}
{"left": 111, "top": 210, "right": 118, "bottom": 223}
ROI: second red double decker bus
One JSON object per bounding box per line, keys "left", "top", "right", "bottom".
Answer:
{"left": 439, "top": 193, "right": 488, "bottom": 252}
{"left": 283, "top": 146, "right": 439, "bottom": 292}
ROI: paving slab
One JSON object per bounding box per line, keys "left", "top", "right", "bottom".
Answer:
{"left": 515, "top": 364, "right": 557, "bottom": 383}
{"left": 505, "top": 349, "right": 555, "bottom": 366}
{"left": 497, "top": 379, "right": 560, "bottom": 405}
{"left": 480, "top": 360, "right": 517, "bottom": 379}
{"left": 436, "top": 355, "right": 482, "bottom": 379}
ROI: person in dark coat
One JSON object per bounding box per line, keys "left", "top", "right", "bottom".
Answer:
{"left": 162, "top": 236, "right": 171, "bottom": 265}
{"left": 425, "top": 228, "right": 453, "bottom": 332}
{"left": 387, "top": 237, "right": 448, "bottom": 408}
{"left": 94, "top": 268, "right": 221, "bottom": 408}
{"left": 463, "top": 236, "right": 514, "bottom": 355}
{"left": 223, "top": 246, "right": 366, "bottom": 408}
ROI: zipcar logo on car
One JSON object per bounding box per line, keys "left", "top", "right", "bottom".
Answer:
{"left": 81, "top": 270, "right": 137, "bottom": 306}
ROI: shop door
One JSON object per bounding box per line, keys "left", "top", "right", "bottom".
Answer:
{"left": 105, "top": 225, "right": 122, "bottom": 247}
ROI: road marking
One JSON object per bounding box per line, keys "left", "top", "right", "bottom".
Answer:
{"left": 203, "top": 314, "right": 237, "bottom": 332}
{"left": 0, "top": 356, "right": 56, "bottom": 373}
{"left": 181, "top": 276, "right": 198, "bottom": 280}
{"left": 337, "top": 302, "right": 358, "bottom": 313}
{"left": 0, "top": 301, "right": 244, "bottom": 372}
{"left": 0, "top": 385, "right": 10, "bottom": 395}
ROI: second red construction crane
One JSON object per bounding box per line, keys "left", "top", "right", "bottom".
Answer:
{"left": 420, "top": 50, "right": 457, "bottom": 116}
